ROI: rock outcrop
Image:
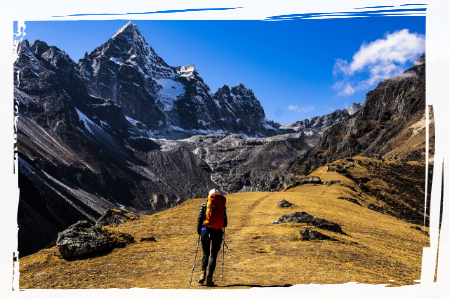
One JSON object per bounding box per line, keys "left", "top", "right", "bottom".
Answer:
{"left": 56, "top": 213, "right": 136, "bottom": 259}
{"left": 272, "top": 212, "right": 344, "bottom": 234}
{"left": 299, "top": 228, "right": 333, "bottom": 241}
{"left": 56, "top": 221, "right": 115, "bottom": 259}
{"left": 278, "top": 199, "right": 293, "bottom": 208}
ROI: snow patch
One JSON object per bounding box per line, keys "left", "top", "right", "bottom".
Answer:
{"left": 125, "top": 115, "right": 141, "bottom": 124}
{"left": 76, "top": 108, "right": 100, "bottom": 135}
{"left": 110, "top": 57, "right": 123, "bottom": 65}
{"left": 155, "top": 78, "right": 186, "bottom": 111}
{"left": 112, "top": 21, "right": 134, "bottom": 39}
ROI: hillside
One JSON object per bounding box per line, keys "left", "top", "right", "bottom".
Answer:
{"left": 19, "top": 157, "right": 429, "bottom": 289}
{"left": 287, "top": 54, "right": 430, "bottom": 175}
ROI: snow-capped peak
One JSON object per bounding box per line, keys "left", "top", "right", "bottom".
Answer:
{"left": 112, "top": 21, "right": 139, "bottom": 39}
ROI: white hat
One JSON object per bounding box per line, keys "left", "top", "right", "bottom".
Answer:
{"left": 209, "top": 189, "right": 219, "bottom": 196}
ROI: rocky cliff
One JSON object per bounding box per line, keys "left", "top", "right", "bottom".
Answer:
{"left": 287, "top": 54, "right": 429, "bottom": 175}
{"left": 280, "top": 102, "right": 362, "bottom": 133}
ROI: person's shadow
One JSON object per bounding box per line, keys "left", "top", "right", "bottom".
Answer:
{"left": 224, "top": 284, "right": 323, "bottom": 292}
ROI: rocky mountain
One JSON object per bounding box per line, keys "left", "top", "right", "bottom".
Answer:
{"left": 78, "top": 22, "right": 286, "bottom": 139}
{"left": 152, "top": 133, "right": 311, "bottom": 194}
{"left": 280, "top": 102, "right": 362, "bottom": 133}
{"left": 286, "top": 54, "right": 430, "bottom": 175}
{"left": 14, "top": 21, "right": 429, "bottom": 259}
{"left": 13, "top": 22, "right": 300, "bottom": 257}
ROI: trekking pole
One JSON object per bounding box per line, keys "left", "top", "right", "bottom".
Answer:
{"left": 189, "top": 234, "right": 201, "bottom": 285}
{"left": 222, "top": 229, "right": 225, "bottom": 283}
{"left": 222, "top": 228, "right": 228, "bottom": 283}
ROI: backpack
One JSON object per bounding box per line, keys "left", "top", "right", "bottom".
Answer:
{"left": 203, "top": 193, "right": 226, "bottom": 229}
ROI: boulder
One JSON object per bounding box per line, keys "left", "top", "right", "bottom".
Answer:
{"left": 272, "top": 212, "right": 344, "bottom": 234}
{"left": 95, "top": 209, "right": 138, "bottom": 228}
{"left": 300, "top": 228, "right": 332, "bottom": 241}
{"left": 278, "top": 199, "right": 293, "bottom": 208}
{"left": 56, "top": 221, "right": 115, "bottom": 259}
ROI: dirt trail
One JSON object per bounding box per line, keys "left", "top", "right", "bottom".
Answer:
{"left": 19, "top": 158, "right": 429, "bottom": 289}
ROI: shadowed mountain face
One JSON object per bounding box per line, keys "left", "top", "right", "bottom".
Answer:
{"left": 0, "top": 121, "right": 85, "bottom": 258}
{"left": 77, "top": 21, "right": 286, "bottom": 139}
{"left": 287, "top": 55, "right": 429, "bottom": 175}
{"left": 14, "top": 23, "right": 307, "bottom": 257}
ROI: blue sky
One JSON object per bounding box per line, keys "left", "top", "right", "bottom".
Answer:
{"left": 17, "top": 17, "right": 425, "bottom": 125}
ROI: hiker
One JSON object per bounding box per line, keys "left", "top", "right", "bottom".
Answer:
{"left": 197, "top": 189, "right": 227, "bottom": 286}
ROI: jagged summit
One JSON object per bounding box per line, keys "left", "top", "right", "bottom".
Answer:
{"left": 112, "top": 21, "right": 141, "bottom": 39}
{"left": 414, "top": 53, "right": 425, "bottom": 66}
{"left": 280, "top": 103, "right": 363, "bottom": 134}
{"left": 75, "top": 22, "right": 286, "bottom": 138}
{"left": 346, "top": 102, "right": 363, "bottom": 115}
{"left": 175, "top": 64, "right": 197, "bottom": 80}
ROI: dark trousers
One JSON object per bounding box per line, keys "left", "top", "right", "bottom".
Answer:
{"left": 201, "top": 228, "right": 223, "bottom": 277}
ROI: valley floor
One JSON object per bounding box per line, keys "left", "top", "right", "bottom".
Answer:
{"left": 19, "top": 158, "right": 429, "bottom": 289}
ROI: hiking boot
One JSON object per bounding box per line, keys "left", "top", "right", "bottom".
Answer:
{"left": 198, "top": 270, "right": 206, "bottom": 283}
{"left": 206, "top": 276, "right": 216, "bottom": 286}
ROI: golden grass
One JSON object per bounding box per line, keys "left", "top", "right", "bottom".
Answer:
{"left": 19, "top": 159, "right": 429, "bottom": 289}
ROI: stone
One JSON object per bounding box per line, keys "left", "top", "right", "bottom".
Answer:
{"left": 56, "top": 221, "right": 115, "bottom": 259}
{"left": 272, "top": 212, "right": 344, "bottom": 234}
{"left": 278, "top": 199, "right": 293, "bottom": 208}
{"left": 300, "top": 228, "right": 332, "bottom": 241}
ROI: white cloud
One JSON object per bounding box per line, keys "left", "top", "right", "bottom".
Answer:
{"left": 333, "top": 29, "right": 425, "bottom": 96}
{"left": 288, "top": 105, "right": 315, "bottom": 113}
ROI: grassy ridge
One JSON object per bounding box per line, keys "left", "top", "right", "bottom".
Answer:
{"left": 19, "top": 157, "right": 429, "bottom": 289}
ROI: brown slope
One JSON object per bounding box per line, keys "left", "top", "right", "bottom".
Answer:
{"left": 19, "top": 157, "right": 429, "bottom": 288}
{"left": 311, "top": 156, "right": 449, "bottom": 230}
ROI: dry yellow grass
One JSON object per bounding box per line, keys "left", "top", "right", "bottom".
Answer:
{"left": 19, "top": 158, "right": 429, "bottom": 289}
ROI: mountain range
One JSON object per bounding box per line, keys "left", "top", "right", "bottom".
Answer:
{"left": 14, "top": 21, "right": 428, "bottom": 257}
